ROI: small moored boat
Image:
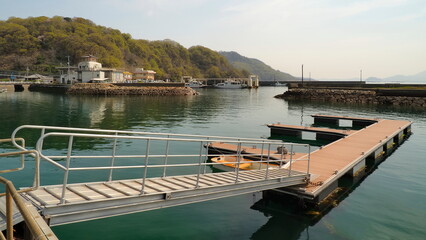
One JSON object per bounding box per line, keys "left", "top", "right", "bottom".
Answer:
{"left": 185, "top": 80, "right": 206, "bottom": 88}
{"left": 215, "top": 80, "right": 247, "bottom": 89}
{"left": 274, "top": 81, "right": 287, "bottom": 86}
{"left": 210, "top": 155, "right": 281, "bottom": 171}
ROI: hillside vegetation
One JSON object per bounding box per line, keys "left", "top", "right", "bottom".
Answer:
{"left": 0, "top": 16, "right": 248, "bottom": 80}
{"left": 219, "top": 51, "right": 295, "bottom": 81}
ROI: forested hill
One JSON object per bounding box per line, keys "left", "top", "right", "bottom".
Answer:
{"left": 219, "top": 51, "right": 296, "bottom": 81}
{"left": 0, "top": 16, "right": 248, "bottom": 80}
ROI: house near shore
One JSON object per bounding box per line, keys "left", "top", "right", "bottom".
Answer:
{"left": 123, "top": 71, "right": 133, "bottom": 82}
{"left": 104, "top": 69, "right": 124, "bottom": 83}
{"left": 133, "top": 68, "right": 156, "bottom": 82}
{"left": 57, "top": 56, "right": 155, "bottom": 84}
{"left": 58, "top": 55, "right": 108, "bottom": 84}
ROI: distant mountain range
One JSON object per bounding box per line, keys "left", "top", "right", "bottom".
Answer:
{"left": 366, "top": 71, "right": 426, "bottom": 83}
{"left": 219, "top": 51, "right": 296, "bottom": 81}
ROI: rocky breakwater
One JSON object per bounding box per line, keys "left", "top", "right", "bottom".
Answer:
{"left": 275, "top": 88, "right": 426, "bottom": 107}
{"left": 67, "top": 83, "right": 198, "bottom": 96}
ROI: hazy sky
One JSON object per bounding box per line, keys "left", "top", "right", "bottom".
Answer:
{"left": 1, "top": 0, "right": 425, "bottom": 79}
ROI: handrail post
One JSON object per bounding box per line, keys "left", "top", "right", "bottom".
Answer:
{"left": 259, "top": 143, "right": 265, "bottom": 170}
{"left": 20, "top": 138, "right": 25, "bottom": 170}
{"left": 34, "top": 150, "right": 40, "bottom": 189}
{"left": 162, "top": 136, "right": 170, "bottom": 178}
{"left": 195, "top": 141, "right": 204, "bottom": 188}
{"left": 279, "top": 144, "right": 285, "bottom": 167}
{"left": 307, "top": 145, "right": 311, "bottom": 175}
{"left": 108, "top": 133, "right": 118, "bottom": 182}
{"left": 235, "top": 142, "right": 242, "bottom": 183}
{"left": 6, "top": 186, "right": 13, "bottom": 240}
{"left": 60, "top": 135, "right": 73, "bottom": 204}
{"left": 37, "top": 128, "right": 46, "bottom": 157}
{"left": 202, "top": 141, "right": 209, "bottom": 174}
{"left": 141, "top": 139, "right": 150, "bottom": 195}
{"left": 288, "top": 144, "right": 294, "bottom": 177}
{"left": 265, "top": 144, "right": 271, "bottom": 179}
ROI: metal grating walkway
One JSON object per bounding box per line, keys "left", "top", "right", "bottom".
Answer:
{"left": 22, "top": 168, "right": 307, "bottom": 226}
{"left": 0, "top": 125, "right": 311, "bottom": 227}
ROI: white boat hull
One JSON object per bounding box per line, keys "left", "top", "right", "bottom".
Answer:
{"left": 215, "top": 81, "right": 246, "bottom": 89}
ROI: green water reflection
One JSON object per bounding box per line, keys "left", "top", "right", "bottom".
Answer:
{"left": 0, "top": 87, "right": 425, "bottom": 239}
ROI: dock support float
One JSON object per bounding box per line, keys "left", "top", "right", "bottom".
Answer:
{"left": 270, "top": 128, "right": 302, "bottom": 138}
{"left": 313, "top": 117, "right": 338, "bottom": 125}
{"left": 316, "top": 133, "right": 344, "bottom": 141}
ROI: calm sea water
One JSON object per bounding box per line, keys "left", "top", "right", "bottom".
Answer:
{"left": 0, "top": 87, "right": 425, "bottom": 240}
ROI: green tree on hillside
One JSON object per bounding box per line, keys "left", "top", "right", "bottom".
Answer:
{"left": 0, "top": 16, "right": 249, "bottom": 80}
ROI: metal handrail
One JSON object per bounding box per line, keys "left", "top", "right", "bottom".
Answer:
{"left": 6, "top": 125, "right": 311, "bottom": 205}
{"left": 35, "top": 131, "right": 310, "bottom": 169}
{"left": 0, "top": 138, "right": 26, "bottom": 174}
{"left": 31, "top": 129, "right": 311, "bottom": 204}
{"left": 11, "top": 125, "right": 282, "bottom": 153}
{"left": 0, "top": 140, "right": 55, "bottom": 240}
{"left": 0, "top": 177, "right": 56, "bottom": 240}
{"left": 0, "top": 140, "right": 40, "bottom": 192}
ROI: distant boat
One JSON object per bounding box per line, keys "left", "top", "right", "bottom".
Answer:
{"left": 185, "top": 80, "right": 206, "bottom": 88}
{"left": 274, "top": 81, "right": 286, "bottom": 86}
{"left": 215, "top": 80, "right": 247, "bottom": 89}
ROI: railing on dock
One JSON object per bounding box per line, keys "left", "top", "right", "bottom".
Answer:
{"left": 0, "top": 139, "right": 57, "bottom": 240}
{"left": 10, "top": 125, "right": 311, "bottom": 205}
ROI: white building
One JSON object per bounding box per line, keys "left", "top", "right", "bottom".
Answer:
{"left": 76, "top": 55, "right": 107, "bottom": 83}
{"left": 59, "top": 55, "right": 119, "bottom": 84}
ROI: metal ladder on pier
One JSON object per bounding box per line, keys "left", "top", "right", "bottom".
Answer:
{"left": 2, "top": 125, "right": 311, "bottom": 229}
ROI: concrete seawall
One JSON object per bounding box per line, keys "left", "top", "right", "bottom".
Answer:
{"left": 276, "top": 88, "right": 426, "bottom": 107}
{"left": 27, "top": 83, "right": 198, "bottom": 96}
{"left": 67, "top": 83, "right": 198, "bottom": 96}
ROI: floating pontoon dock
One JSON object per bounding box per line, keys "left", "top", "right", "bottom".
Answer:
{"left": 268, "top": 124, "right": 357, "bottom": 141}
{"left": 311, "top": 114, "right": 378, "bottom": 127}
{"left": 283, "top": 116, "right": 411, "bottom": 202}
{"left": 215, "top": 115, "right": 412, "bottom": 203}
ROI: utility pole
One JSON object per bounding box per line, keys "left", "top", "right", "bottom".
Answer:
{"left": 26, "top": 66, "right": 29, "bottom": 82}
{"left": 302, "top": 64, "right": 304, "bottom": 84}
{"left": 67, "top": 56, "right": 71, "bottom": 84}
{"left": 360, "top": 69, "right": 362, "bottom": 82}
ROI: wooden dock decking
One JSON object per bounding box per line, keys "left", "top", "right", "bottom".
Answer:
{"left": 216, "top": 116, "right": 412, "bottom": 203}
{"left": 291, "top": 118, "right": 411, "bottom": 199}
{"left": 268, "top": 124, "right": 357, "bottom": 136}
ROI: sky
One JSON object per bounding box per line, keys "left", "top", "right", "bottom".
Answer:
{"left": 1, "top": 0, "right": 425, "bottom": 79}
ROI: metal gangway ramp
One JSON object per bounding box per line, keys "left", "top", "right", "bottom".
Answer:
{"left": 4, "top": 126, "right": 311, "bottom": 228}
